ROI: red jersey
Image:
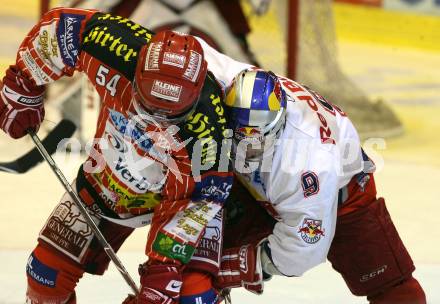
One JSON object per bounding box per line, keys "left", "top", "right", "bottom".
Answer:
{"left": 15, "top": 7, "right": 232, "bottom": 264}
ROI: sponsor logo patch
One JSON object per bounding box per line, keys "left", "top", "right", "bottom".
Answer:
{"left": 151, "top": 80, "right": 182, "bottom": 102}
{"left": 163, "top": 52, "right": 186, "bottom": 68}
{"left": 145, "top": 42, "right": 162, "bottom": 70}
{"left": 108, "top": 110, "right": 161, "bottom": 156}
{"left": 96, "top": 13, "right": 153, "bottom": 40}
{"left": 153, "top": 232, "right": 195, "bottom": 264}
{"left": 190, "top": 211, "right": 223, "bottom": 267}
{"left": 34, "top": 24, "right": 64, "bottom": 75}
{"left": 185, "top": 112, "right": 217, "bottom": 166}
{"left": 234, "top": 126, "right": 263, "bottom": 142}
{"left": 20, "top": 50, "right": 52, "bottom": 85}
{"left": 193, "top": 173, "right": 232, "bottom": 203}
{"left": 164, "top": 201, "right": 221, "bottom": 244}
{"left": 40, "top": 200, "right": 95, "bottom": 261}
{"left": 183, "top": 51, "right": 202, "bottom": 82}
{"left": 26, "top": 254, "right": 58, "bottom": 288}
{"left": 57, "top": 13, "right": 84, "bottom": 67}
{"left": 298, "top": 218, "right": 325, "bottom": 244}
{"left": 82, "top": 13, "right": 153, "bottom": 78}
{"left": 96, "top": 171, "right": 162, "bottom": 213}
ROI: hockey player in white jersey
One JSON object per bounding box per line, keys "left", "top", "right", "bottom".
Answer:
{"left": 210, "top": 68, "right": 426, "bottom": 303}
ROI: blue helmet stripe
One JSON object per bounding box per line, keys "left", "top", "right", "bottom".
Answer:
{"left": 250, "top": 71, "right": 273, "bottom": 111}
{"left": 231, "top": 107, "right": 251, "bottom": 128}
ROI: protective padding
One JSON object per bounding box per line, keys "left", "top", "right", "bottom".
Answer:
{"left": 26, "top": 244, "right": 82, "bottom": 303}
{"left": 367, "top": 276, "right": 426, "bottom": 304}
{"left": 327, "top": 197, "right": 415, "bottom": 296}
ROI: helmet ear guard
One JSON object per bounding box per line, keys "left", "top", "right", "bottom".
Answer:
{"left": 133, "top": 30, "right": 208, "bottom": 125}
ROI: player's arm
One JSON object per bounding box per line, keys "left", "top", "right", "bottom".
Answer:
{"left": 0, "top": 7, "right": 97, "bottom": 138}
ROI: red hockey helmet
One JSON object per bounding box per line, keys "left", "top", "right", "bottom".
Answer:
{"left": 133, "top": 30, "right": 208, "bottom": 125}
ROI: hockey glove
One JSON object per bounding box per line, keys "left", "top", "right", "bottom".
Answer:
{"left": 131, "top": 262, "right": 183, "bottom": 304}
{"left": 0, "top": 65, "right": 45, "bottom": 139}
{"left": 214, "top": 240, "right": 274, "bottom": 295}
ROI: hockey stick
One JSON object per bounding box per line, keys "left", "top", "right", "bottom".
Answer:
{"left": 0, "top": 119, "right": 76, "bottom": 173}
{"left": 28, "top": 130, "right": 139, "bottom": 296}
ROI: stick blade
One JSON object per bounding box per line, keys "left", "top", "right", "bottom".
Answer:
{"left": 0, "top": 119, "right": 77, "bottom": 174}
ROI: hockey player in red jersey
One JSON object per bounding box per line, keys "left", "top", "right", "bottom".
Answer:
{"left": 208, "top": 67, "right": 426, "bottom": 303}
{"left": 0, "top": 7, "right": 233, "bottom": 304}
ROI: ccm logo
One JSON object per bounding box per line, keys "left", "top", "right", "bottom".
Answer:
{"left": 239, "top": 246, "right": 248, "bottom": 273}
{"left": 360, "top": 265, "right": 388, "bottom": 282}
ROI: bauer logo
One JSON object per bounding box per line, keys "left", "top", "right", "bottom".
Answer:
{"left": 26, "top": 254, "right": 58, "bottom": 288}
{"left": 145, "top": 42, "right": 162, "bottom": 70}
{"left": 298, "top": 218, "right": 325, "bottom": 244}
{"left": 57, "top": 13, "right": 84, "bottom": 67}
{"left": 183, "top": 51, "right": 202, "bottom": 82}
{"left": 2, "top": 86, "right": 43, "bottom": 106}
{"left": 151, "top": 80, "right": 182, "bottom": 102}
{"left": 163, "top": 52, "right": 186, "bottom": 68}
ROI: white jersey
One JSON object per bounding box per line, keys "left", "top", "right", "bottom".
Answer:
{"left": 200, "top": 39, "right": 365, "bottom": 276}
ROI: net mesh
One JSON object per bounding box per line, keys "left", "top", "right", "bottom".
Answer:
{"left": 243, "top": 0, "right": 403, "bottom": 138}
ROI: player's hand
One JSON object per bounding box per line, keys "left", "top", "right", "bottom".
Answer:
{"left": 214, "top": 242, "right": 266, "bottom": 295}
{"left": 122, "top": 294, "right": 137, "bottom": 304}
{"left": 136, "top": 262, "right": 183, "bottom": 304}
{"left": 0, "top": 65, "right": 45, "bottom": 139}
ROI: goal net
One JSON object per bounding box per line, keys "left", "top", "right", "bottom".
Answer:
{"left": 40, "top": 0, "right": 402, "bottom": 138}
{"left": 243, "top": 0, "right": 403, "bottom": 138}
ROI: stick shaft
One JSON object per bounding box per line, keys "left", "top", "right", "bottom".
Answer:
{"left": 29, "top": 131, "right": 139, "bottom": 295}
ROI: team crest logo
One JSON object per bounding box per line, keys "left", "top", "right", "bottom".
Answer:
{"left": 298, "top": 218, "right": 325, "bottom": 244}
{"left": 301, "top": 171, "right": 319, "bottom": 197}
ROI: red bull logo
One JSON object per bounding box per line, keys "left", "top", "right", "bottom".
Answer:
{"left": 237, "top": 126, "right": 260, "bottom": 136}
{"left": 235, "top": 127, "right": 262, "bottom": 141}
{"left": 298, "top": 218, "right": 325, "bottom": 244}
